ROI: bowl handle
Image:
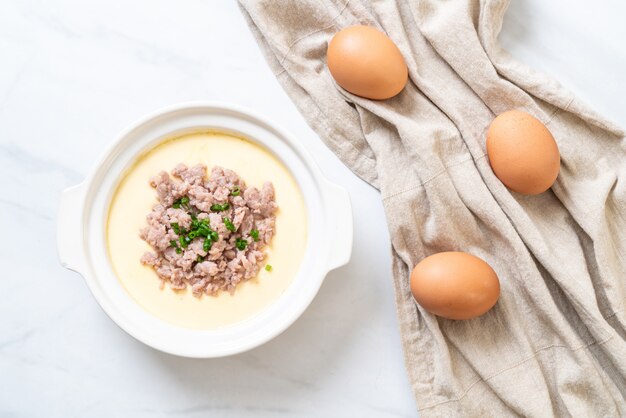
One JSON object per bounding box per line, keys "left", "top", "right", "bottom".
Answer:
{"left": 322, "top": 180, "right": 353, "bottom": 272}
{"left": 57, "top": 183, "right": 88, "bottom": 275}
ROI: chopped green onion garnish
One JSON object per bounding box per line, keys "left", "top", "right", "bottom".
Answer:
{"left": 210, "top": 203, "right": 230, "bottom": 212}
{"left": 179, "top": 235, "right": 189, "bottom": 248}
{"left": 197, "top": 225, "right": 211, "bottom": 237}
{"left": 196, "top": 255, "right": 203, "bottom": 263}
{"left": 169, "top": 240, "right": 178, "bottom": 248}
{"left": 235, "top": 238, "right": 248, "bottom": 251}
{"left": 250, "top": 229, "right": 259, "bottom": 242}
{"left": 173, "top": 196, "right": 190, "bottom": 209}
{"left": 171, "top": 223, "right": 180, "bottom": 235}
{"left": 230, "top": 186, "right": 241, "bottom": 196}
{"left": 209, "top": 230, "right": 219, "bottom": 242}
{"left": 265, "top": 264, "right": 272, "bottom": 272}
{"left": 189, "top": 231, "right": 198, "bottom": 239}
{"left": 223, "top": 217, "right": 236, "bottom": 232}
{"left": 175, "top": 247, "right": 182, "bottom": 254}
{"left": 203, "top": 237, "right": 212, "bottom": 252}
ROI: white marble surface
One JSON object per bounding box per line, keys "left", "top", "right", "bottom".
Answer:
{"left": 0, "top": 1, "right": 624, "bottom": 417}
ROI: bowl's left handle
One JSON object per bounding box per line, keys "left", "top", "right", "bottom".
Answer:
{"left": 57, "top": 183, "right": 87, "bottom": 275}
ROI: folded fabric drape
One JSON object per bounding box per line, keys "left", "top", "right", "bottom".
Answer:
{"left": 239, "top": 1, "right": 626, "bottom": 415}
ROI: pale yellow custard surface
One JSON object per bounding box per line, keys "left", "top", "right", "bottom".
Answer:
{"left": 106, "top": 131, "right": 307, "bottom": 329}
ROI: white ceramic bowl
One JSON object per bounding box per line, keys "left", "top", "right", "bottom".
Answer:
{"left": 57, "top": 102, "right": 352, "bottom": 358}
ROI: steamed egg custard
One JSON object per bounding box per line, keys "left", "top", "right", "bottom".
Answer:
{"left": 106, "top": 131, "right": 307, "bottom": 329}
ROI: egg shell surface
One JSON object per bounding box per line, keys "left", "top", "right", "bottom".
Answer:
{"left": 486, "top": 110, "right": 560, "bottom": 195}
{"left": 410, "top": 252, "right": 500, "bottom": 320}
{"left": 327, "top": 25, "right": 408, "bottom": 100}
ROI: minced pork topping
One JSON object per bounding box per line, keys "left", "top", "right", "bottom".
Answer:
{"left": 139, "top": 163, "right": 277, "bottom": 296}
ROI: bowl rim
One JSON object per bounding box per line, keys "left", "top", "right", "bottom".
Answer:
{"left": 57, "top": 101, "right": 353, "bottom": 358}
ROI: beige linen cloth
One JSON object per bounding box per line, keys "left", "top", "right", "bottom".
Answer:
{"left": 238, "top": 0, "right": 626, "bottom": 415}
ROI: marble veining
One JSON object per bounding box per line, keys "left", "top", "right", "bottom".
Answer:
{"left": 0, "top": 0, "right": 623, "bottom": 417}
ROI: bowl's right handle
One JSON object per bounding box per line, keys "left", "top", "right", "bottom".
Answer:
{"left": 57, "top": 183, "right": 88, "bottom": 275}
{"left": 322, "top": 180, "right": 353, "bottom": 272}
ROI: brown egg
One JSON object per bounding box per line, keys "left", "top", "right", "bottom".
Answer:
{"left": 327, "top": 25, "right": 408, "bottom": 100}
{"left": 486, "top": 110, "right": 560, "bottom": 195}
{"left": 410, "top": 252, "right": 500, "bottom": 320}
